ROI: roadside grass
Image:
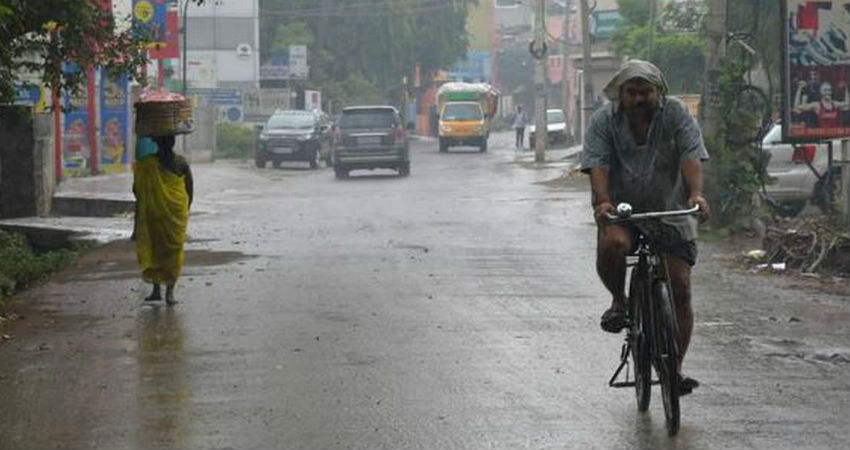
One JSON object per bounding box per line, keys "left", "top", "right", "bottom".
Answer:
{"left": 0, "top": 230, "right": 77, "bottom": 309}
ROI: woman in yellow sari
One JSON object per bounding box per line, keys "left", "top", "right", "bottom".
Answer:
{"left": 133, "top": 135, "right": 193, "bottom": 305}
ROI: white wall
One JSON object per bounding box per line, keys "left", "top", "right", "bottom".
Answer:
{"left": 183, "top": 0, "right": 260, "bottom": 89}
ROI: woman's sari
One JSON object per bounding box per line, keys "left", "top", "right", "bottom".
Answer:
{"left": 134, "top": 157, "right": 189, "bottom": 284}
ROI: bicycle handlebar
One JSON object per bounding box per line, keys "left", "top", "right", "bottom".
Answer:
{"left": 605, "top": 203, "right": 700, "bottom": 222}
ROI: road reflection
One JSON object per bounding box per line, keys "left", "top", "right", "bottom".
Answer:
{"left": 135, "top": 307, "right": 190, "bottom": 449}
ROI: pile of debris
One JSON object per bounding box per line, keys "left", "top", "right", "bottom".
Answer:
{"left": 760, "top": 217, "right": 850, "bottom": 277}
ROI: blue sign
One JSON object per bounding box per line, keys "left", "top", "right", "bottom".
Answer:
{"left": 63, "top": 79, "right": 91, "bottom": 177}
{"left": 188, "top": 88, "right": 243, "bottom": 106}
{"left": 133, "top": 0, "right": 168, "bottom": 46}
{"left": 14, "top": 85, "right": 41, "bottom": 105}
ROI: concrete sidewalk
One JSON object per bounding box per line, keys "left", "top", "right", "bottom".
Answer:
{"left": 0, "top": 162, "right": 224, "bottom": 248}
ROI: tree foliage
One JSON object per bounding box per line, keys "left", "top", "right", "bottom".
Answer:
{"left": 0, "top": 0, "right": 206, "bottom": 105}
{"left": 259, "top": 0, "right": 476, "bottom": 107}
{"left": 611, "top": 0, "right": 706, "bottom": 94}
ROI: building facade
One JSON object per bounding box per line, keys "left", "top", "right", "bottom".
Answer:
{"left": 182, "top": 0, "right": 261, "bottom": 90}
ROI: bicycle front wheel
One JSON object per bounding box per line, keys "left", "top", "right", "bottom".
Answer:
{"left": 653, "top": 278, "right": 680, "bottom": 435}
{"left": 629, "top": 272, "right": 651, "bottom": 412}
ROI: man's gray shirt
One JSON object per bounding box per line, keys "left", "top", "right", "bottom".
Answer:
{"left": 580, "top": 97, "right": 709, "bottom": 241}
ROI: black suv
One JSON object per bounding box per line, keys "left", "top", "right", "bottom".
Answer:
{"left": 256, "top": 110, "right": 331, "bottom": 169}
{"left": 333, "top": 106, "right": 410, "bottom": 178}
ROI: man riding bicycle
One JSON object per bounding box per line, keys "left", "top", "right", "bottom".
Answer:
{"left": 580, "top": 60, "right": 710, "bottom": 394}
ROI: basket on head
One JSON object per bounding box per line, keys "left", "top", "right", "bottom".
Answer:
{"left": 135, "top": 91, "right": 195, "bottom": 136}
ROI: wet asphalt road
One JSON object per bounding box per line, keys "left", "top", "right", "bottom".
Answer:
{"left": 1, "top": 133, "right": 849, "bottom": 450}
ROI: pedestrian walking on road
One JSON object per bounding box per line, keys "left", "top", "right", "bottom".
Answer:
{"left": 133, "top": 135, "right": 193, "bottom": 305}
{"left": 512, "top": 105, "right": 528, "bottom": 149}
{"left": 580, "top": 59, "right": 710, "bottom": 394}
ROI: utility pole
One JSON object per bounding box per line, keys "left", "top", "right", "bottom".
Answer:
{"left": 533, "top": 0, "right": 548, "bottom": 162}
{"left": 579, "top": 0, "right": 594, "bottom": 144}
{"left": 562, "top": 0, "right": 571, "bottom": 130}
{"left": 702, "top": 0, "right": 726, "bottom": 140}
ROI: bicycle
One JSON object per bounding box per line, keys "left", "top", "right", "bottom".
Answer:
{"left": 606, "top": 203, "right": 700, "bottom": 436}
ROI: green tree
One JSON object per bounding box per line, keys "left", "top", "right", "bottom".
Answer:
{"left": 611, "top": 0, "right": 706, "bottom": 95}
{"left": 0, "top": 0, "right": 206, "bottom": 104}
{"left": 259, "top": 0, "right": 476, "bottom": 107}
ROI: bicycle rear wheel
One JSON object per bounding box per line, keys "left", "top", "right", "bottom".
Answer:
{"left": 653, "top": 278, "right": 680, "bottom": 435}
{"left": 629, "top": 272, "right": 651, "bottom": 412}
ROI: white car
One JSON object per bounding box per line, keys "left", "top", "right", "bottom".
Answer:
{"left": 760, "top": 123, "right": 840, "bottom": 216}
{"left": 528, "top": 109, "right": 569, "bottom": 148}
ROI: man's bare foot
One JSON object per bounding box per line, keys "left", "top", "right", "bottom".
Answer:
{"left": 144, "top": 285, "right": 162, "bottom": 302}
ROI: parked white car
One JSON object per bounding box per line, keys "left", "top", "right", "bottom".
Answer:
{"left": 760, "top": 123, "right": 840, "bottom": 216}
{"left": 528, "top": 109, "right": 569, "bottom": 148}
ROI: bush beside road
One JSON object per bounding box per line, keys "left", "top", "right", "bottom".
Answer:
{"left": 0, "top": 230, "right": 76, "bottom": 308}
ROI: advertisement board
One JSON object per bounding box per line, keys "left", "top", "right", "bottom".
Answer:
{"left": 63, "top": 86, "right": 91, "bottom": 178}
{"left": 782, "top": 0, "right": 850, "bottom": 141}
{"left": 592, "top": 10, "right": 623, "bottom": 40}
{"left": 148, "top": 9, "right": 179, "bottom": 59}
{"left": 100, "top": 71, "right": 131, "bottom": 174}
{"left": 133, "top": 0, "right": 169, "bottom": 50}
{"left": 260, "top": 45, "right": 309, "bottom": 81}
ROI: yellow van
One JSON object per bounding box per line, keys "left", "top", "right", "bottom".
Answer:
{"left": 437, "top": 83, "right": 499, "bottom": 153}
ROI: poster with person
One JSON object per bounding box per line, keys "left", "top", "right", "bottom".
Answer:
{"left": 783, "top": 0, "right": 850, "bottom": 141}
{"left": 62, "top": 65, "right": 91, "bottom": 178}
{"left": 100, "top": 70, "right": 131, "bottom": 174}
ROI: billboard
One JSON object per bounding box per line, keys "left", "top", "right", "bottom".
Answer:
{"left": 148, "top": 9, "right": 179, "bottom": 59}
{"left": 100, "top": 71, "right": 131, "bottom": 174}
{"left": 63, "top": 86, "right": 91, "bottom": 178}
{"left": 782, "top": 0, "right": 850, "bottom": 141}
{"left": 133, "top": 0, "right": 169, "bottom": 50}
{"left": 591, "top": 10, "right": 623, "bottom": 40}
{"left": 260, "top": 45, "right": 309, "bottom": 81}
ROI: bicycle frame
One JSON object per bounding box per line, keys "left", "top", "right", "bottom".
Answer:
{"left": 607, "top": 233, "right": 665, "bottom": 389}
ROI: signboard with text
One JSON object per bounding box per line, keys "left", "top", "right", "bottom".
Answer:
{"left": 782, "top": 0, "right": 850, "bottom": 141}
{"left": 591, "top": 10, "right": 623, "bottom": 40}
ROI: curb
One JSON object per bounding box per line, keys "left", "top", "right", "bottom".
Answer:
{"left": 52, "top": 196, "right": 135, "bottom": 218}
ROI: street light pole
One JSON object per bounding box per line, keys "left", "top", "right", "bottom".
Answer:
{"left": 181, "top": 0, "right": 190, "bottom": 96}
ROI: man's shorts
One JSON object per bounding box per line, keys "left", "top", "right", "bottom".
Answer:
{"left": 611, "top": 221, "right": 698, "bottom": 266}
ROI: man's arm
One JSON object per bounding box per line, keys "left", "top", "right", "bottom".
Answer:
{"left": 682, "top": 159, "right": 709, "bottom": 221}
{"left": 589, "top": 167, "right": 614, "bottom": 224}
{"left": 581, "top": 108, "right": 614, "bottom": 224}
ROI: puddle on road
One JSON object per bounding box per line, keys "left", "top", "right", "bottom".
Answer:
{"left": 56, "top": 241, "right": 256, "bottom": 283}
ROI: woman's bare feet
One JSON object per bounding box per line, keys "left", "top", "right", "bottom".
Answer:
{"left": 144, "top": 284, "right": 162, "bottom": 301}
{"left": 165, "top": 284, "right": 177, "bottom": 305}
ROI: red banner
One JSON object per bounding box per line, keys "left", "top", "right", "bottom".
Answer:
{"left": 149, "top": 10, "right": 179, "bottom": 59}
{"left": 782, "top": 1, "right": 850, "bottom": 142}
